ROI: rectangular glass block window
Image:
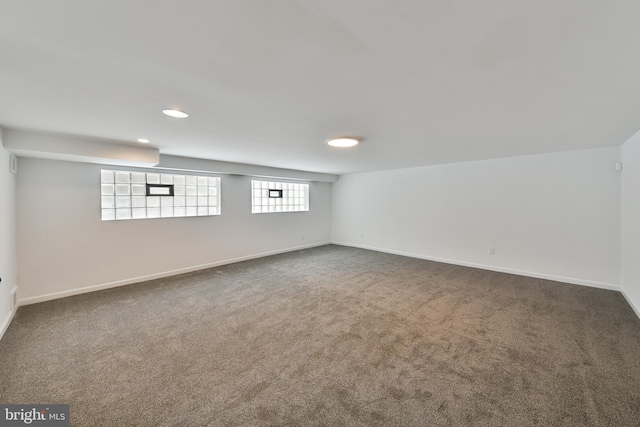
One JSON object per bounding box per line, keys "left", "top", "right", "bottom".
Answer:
{"left": 131, "top": 172, "right": 146, "bottom": 184}
{"left": 101, "top": 169, "right": 221, "bottom": 221}
{"left": 251, "top": 180, "right": 309, "bottom": 214}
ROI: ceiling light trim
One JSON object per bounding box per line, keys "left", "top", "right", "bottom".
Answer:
{"left": 162, "top": 109, "right": 189, "bottom": 119}
{"left": 327, "top": 137, "right": 360, "bottom": 148}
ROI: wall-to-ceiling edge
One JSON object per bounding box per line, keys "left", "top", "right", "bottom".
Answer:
{"left": 3, "top": 129, "right": 338, "bottom": 183}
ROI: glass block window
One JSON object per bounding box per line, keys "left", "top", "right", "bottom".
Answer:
{"left": 101, "top": 169, "right": 220, "bottom": 221}
{"left": 251, "top": 180, "right": 309, "bottom": 214}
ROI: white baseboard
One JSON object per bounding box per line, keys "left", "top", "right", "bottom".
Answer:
{"left": 19, "top": 242, "right": 331, "bottom": 306}
{"left": 16, "top": 240, "right": 632, "bottom": 319}
{"left": 621, "top": 289, "right": 640, "bottom": 320}
{"left": 331, "top": 241, "right": 622, "bottom": 292}
{"left": 0, "top": 306, "right": 17, "bottom": 342}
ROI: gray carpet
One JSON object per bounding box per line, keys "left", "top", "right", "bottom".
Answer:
{"left": 1, "top": 245, "right": 639, "bottom": 426}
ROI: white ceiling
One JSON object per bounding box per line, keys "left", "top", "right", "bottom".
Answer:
{"left": 1, "top": 0, "right": 640, "bottom": 175}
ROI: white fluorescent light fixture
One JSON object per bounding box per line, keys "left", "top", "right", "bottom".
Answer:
{"left": 137, "top": 138, "right": 150, "bottom": 143}
{"left": 162, "top": 109, "right": 189, "bottom": 118}
{"left": 327, "top": 137, "right": 359, "bottom": 148}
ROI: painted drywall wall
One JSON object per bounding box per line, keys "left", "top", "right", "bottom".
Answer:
{"left": 0, "top": 128, "right": 18, "bottom": 338}
{"left": 622, "top": 130, "right": 640, "bottom": 317}
{"left": 17, "top": 158, "right": 331, "bottom": 304}
{"left": 332, "top": 147, "right": 621, "bottom": 289}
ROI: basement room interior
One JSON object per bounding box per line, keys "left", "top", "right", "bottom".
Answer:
{"left": 1, "top": 1, "right": 639, "bottom": 426}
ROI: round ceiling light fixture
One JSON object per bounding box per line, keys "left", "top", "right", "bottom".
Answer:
{"left": 162, "top": 109, "right": 189, "bottom": 119}
{"left": 137, "top": 138, "right": 150, "bottom": 143}
{"left": 327, "top": 137, "right": 359, "bottom": 148}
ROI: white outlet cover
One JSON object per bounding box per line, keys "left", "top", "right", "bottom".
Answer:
{"left": 9, "top": 154, "right": 17, "bottom": 174}
{"left": 9, "top": 290, "right": 17, "bottom": 311}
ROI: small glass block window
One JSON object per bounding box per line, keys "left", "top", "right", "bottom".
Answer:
{"left": 101, "top": 169, "right": 221, "bottom": 221}
{"left": 251, "top": 180, "right": 309, "bottom": 214}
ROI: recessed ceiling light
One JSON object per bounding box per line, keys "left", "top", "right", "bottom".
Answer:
{"left": 327, "top": 137, "right": 359, "bottom": 148}
{"left": 137, "top": 138, "right": 150, "bottom": 143}
{"left": 162, "top": 109, "right": 189, "bottom": 119}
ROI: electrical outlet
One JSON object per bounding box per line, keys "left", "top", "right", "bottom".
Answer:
{"left": 301, "top": 235, "right": 305, "bottom": 241}
{"left": 489, "top": 247, "right": 496, "bottom": 255}
{"left": 9, "top": 154, "right": 17, "bottom": 174}
{"left": 360, "top": 233, "right": 364, "bottom": 238}
{"left": 9, "top": 289, "right": 17, "bottom": 311}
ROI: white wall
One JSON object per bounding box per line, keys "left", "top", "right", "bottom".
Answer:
{"left": 0, "top": 128, "right": 18, "bottom": 339}
{"left": 17, "top": 158, "right": 331, "bottom": 304}
{"left": 622, "top": 130, "right": 640, "bottom": 317}
{"left": 332, "top": 147, "right": 622, "bottom": 289}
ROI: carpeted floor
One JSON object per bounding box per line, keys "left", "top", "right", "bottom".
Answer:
{"left": 1, "top": 245, "right": 639, "bottom": 426}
